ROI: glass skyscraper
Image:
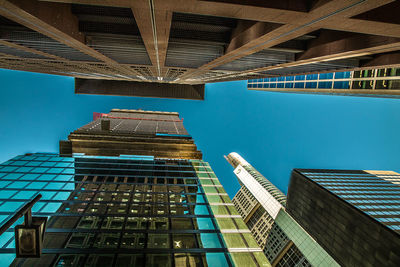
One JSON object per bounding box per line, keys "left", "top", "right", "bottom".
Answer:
{"left": 225, "top": 153, "right": 338, "bottom": 267}
{"left": 288, "top": 169, "right": 400, "bottom": 267}
{"left": 0, "top": 109, "right": 268, "bottom": 267}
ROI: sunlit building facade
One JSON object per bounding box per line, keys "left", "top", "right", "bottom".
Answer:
{"left": 226, "top": 153, "right": 339, "bottom": 267}
{"left": 288, "top": 169, "right": 400, "bottom": 267}
{"left": 0, "top": 110, "right": 268, "bottom": 266}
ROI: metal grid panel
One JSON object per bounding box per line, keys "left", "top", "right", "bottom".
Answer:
{"left": 263, "top": 59, "right": 360, "bottom": 76}
{"left": 87, "top": 35, "right": 151, "bottom": 65}
{"left": 0, "top": 44, "right": 47, "bottom": 59}
{"left": 166, "top": 68, "right": 187, "bottom": 80}
{"left": 2, "top": 30, "right": 100, "bottom": 62}
{"left": 165, "top": 40, "right": 224, "bottom": 68}
{"left": 214, "top": 50, "right": 295, "bottom": 71}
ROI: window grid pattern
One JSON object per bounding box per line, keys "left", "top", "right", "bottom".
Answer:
{"left": 246, "top": 206, "right": 274, "bottom": 250}
{"left": 0, "top": 153, "right": 244, "bottom": 267}
{"left": 248, "top": 68, "right": 400, "bottom": 91}
{"left": 192, "top": 160, "right": 270, "bottom": 267}
{"left": 301, "top": 170, "right": 400, "bottom": 233}
{"left": 263, "top": 223, "right": 290, "bottom": 263}
{"left": 274, "top": 210, "right": 339, "bottom": 266}
{"left": 232, "top": 185, "right": 275, "bottom": 251}
{"left": 276, "top": 244, "right": 312, "bottom": 267}
{"left": 232, "top": 186, "right": 258, "bottom": 219}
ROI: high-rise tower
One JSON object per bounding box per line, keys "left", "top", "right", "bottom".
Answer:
{"left": 288, "top": 169, "right": 400, "bottom": 267}
{"left": 0, "top": 110, "right": 268, "bottom": 267}
{"left": 226, "top": 152, "right": 339, "bottom": 266}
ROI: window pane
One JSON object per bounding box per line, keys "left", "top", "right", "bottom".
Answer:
{"left": 199, "top": 233, "right": 222, "bottom": 248}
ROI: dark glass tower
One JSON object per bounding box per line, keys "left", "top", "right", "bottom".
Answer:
{"left": 288, "top": 169, "right": 400, "bottom": 267}
{"left": 0, "top": 109, "right": 268, "bottom": 267}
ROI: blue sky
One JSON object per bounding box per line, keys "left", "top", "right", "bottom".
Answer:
{"left": 1, "top": 68, "right": 400, "bottom": 198}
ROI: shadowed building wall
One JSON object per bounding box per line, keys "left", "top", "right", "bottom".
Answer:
{"left": 288, "top": 169, "right": 400, "bottom": 267}
{"left": 75, "top": 79, "right": 205, "bottom": 100}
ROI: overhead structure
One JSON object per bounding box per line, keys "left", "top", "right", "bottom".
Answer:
{"left": 1, "top": 0, "right": 400, "bottom": 91}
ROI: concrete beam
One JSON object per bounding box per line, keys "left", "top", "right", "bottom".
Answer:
{"left": 75, "top": 78, "right": 205, "bottom": 100}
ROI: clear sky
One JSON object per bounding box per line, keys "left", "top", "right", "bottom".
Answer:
{"left": 1, "top": 68, "right": 400, "bottom": 198}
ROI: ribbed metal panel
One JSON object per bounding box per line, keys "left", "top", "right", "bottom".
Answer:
{"left": 0, "top": 44, "right": 47, "bottom": 59}
{"left": 166, "top": 12, "right": 235, "bottom": 68}
{"left": 263, "top": 58, "right": 359, "bottom": 76}
{"left": 166, "top": 40, "right": 224, "bottom": 68}
{"left": 87, "top": 34, "right": 151, "bottom": 65}
{"left": 214, "top": 50, "right": 295, "bottom": 71}
{"left": 194, "top": 70, "right": 232, "bottom": 80}
{"left": 2, "top": 30, "right": 99, "bottom": 62}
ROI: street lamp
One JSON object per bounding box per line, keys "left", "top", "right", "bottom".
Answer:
{"left": 0, "top": 194, "right": 47, "bottom": 258}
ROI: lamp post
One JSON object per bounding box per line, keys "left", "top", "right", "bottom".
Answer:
{"left": 0, "top": 194, "right": 47, "bottom": 258}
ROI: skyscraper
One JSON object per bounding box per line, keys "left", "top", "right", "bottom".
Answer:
{"left": 288, "top": 169, "right": 400, "bottom": 267}
{"left": 248, "top": 68, "right": 400, "bottom": 98}
{"left": 226, "top": 153, "right": 338, "bottom": 266}
{"left": 0, "top": 110, "right": 268, "bottom": 266}
{"left": 0, "top": 1, "right": 399, "bottom": 88}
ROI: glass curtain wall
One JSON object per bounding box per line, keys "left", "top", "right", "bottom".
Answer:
{"left": 0, "top": 153, "right": 267, "bottom": 267}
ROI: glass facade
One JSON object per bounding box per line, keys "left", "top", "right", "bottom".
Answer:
{"left": 273, "top": 210, "right": 338, "bottom": 266}
{"left": 248, "top": 71, "right": 351, "bottom": 90}
{"left": 225, "top": 153, "right": 334, "bottom": 267}
{"left": 0, "top": 153, "right": 267, "bottom": 266}
{"left": 0, "top": 109, "right": 269, "bottom": 266}
{"left": 247, "top": 68, "right": 400, "bottom": 98}
{"left": 225, "top": 152, "right": 339, "bottom": 267}
{"left": 298, "top": 170, "right": 400, "bottom": 233}
{"left": 287, "top": 169, "right": 400, "bottom": 266}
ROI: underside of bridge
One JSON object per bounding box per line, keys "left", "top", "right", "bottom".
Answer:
{"left": 0, "top": 0, "right": 399, "bottom": 98}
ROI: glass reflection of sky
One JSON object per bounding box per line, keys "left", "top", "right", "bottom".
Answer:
{"left": 0, "top": 153, "right": 74, "bottom": 266}
{"left": 0, "top": 153, "right": 236, "bottom": 267}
